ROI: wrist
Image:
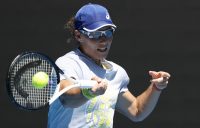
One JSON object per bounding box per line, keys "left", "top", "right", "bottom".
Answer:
{"left": 81, "top": 88, "right": 97, "bottom": 99}
{"left": 153, "top": 83, "right": 163, "bottom": 91}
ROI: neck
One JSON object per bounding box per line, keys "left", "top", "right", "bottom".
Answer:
{"left": 78, "top": 47, "right": 102, "bottom": 67}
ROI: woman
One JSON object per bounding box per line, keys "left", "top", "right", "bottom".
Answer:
{"left": 48, "top": 3, "right": 170, "bottom": 128}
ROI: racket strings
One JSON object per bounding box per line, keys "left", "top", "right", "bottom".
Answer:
{"left": 9, "top": 53, "right": 57, "bottom": 109}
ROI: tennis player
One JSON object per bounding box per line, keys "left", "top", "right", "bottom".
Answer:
{"left": 48, "top": 3, "right": 171, "bottom": 128}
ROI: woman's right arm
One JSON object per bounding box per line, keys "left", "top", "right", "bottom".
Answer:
{"left": 59, "top": 76, "right": 108, "bottom": 108}
{"left": 59, "top": 79, "right": 88, "bottom": 108}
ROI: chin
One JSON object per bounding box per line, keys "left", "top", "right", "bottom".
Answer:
{"left": 94, "top": 51, "right": 109, "bottom": 61}
{"left": 98, "top": 55, "right": 108, "bottom": 60}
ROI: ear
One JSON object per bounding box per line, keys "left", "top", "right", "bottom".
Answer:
{"left": 74, "top": 30, "right": 84, "bottom": 42}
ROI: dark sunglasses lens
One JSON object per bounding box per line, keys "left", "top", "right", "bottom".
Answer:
{"left": 90, "top": 32, "right": 102, "bottom": 39}
{"left": 82, "top": 29, "right": 114, "bottom": 39}
{"left": 94, "top": 29, "right": 114, "bottom": 39}
{"left": 104, "top": 30, "right": 113, "bottom": 38}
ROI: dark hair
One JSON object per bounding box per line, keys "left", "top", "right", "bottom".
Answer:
{"left": 64, "top": 17, "right": 75, "bottom": 36}
{"left": 64, "top": 17, "right": 77, "bottom": 44}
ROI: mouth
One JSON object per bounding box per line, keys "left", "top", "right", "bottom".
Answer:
{"left": 97, "top": 47, "right": 108, "bottom": 52}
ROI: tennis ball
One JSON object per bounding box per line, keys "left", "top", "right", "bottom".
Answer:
{"left": 32, "top": 71, "right": 49, "bottom": 89}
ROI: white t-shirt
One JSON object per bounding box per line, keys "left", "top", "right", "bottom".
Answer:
{"left": 48, "top": 49, "right": 130, "bottom": 128}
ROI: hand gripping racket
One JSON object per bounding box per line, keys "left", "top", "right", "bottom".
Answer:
{"left": 6, "top": 51, "right": 97, "bottom": 111}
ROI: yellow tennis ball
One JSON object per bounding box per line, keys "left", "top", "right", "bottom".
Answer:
{"left": 32, "top": 71, "right": 49, "bottom": 89}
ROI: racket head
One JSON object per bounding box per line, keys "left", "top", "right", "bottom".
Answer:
{"left": 6, "top": 51, "right": 60, "bottom": 111}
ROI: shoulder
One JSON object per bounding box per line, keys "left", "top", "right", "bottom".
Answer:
{"left": 55, "top": 50, "right": 82, "bottom": 71}
{"left": 108, "top": 61, "right": 128, "bottom": 75}
{"left": 56, "top": 49, "right": 81, "bottom": 65}
{"left": 55, "top": 49, "right": 85, "bottom": 79}
{"left": 107, "top": 60, "right": 130, "bottom": 81}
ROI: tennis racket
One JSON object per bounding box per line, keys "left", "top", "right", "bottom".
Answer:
{"left": 6, "top": 51, "right": 97, "bottom": 111}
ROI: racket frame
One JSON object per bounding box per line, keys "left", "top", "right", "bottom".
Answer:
{"left": 6, "top": 51, "right": 60, "bottom": 111}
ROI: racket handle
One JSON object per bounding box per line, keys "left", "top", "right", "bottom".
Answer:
{"left": 49, "top": 83, "right": 80, "bottom": 104}
{"left": 79, "top": 80, "right": 97, "bottom": 88}
{"left": 49, "top": 80, "right": 97, "bottom": 104}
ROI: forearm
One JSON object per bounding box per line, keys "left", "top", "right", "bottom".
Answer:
{"left": 134, "top": 83, "right": 161, "bottom": 121}
{"left": 117, "top": 71, "right": 170, "bottom": 122}
{"left": 59, "top": 80, "right": 88, "bottom": 108}
{"left": 59, "top": 91, "right": 88, "bottom": 108}
{"left": 58, "top": 76, "right": 107, "bottom": 108}
{"left": 116, "top": 85, "right": 161, "bottom": 122}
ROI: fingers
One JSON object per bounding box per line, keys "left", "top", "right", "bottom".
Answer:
{"left": 149, "top": 71, "right": 161, "bottom": 79}
{"left": 91, "top": 76, "right": 108, "bottom": 88}
{"left": 91, "top": 76, "right": 102, "bottom": 83}
{"left": 149, "top": 71, "right": 171, "bottom": 79}
{"left": 151, "top": 76, "right": 169, "bottom": 84}
{"left": 90, "top": 76, "right": 108, "bottom": 95}
{"left": 149, "top": 71, "right": 171, "bottom": 90}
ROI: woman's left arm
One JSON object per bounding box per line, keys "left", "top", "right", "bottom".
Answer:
{"left": 116, "top": 71, "right": 170, "bottom": 122}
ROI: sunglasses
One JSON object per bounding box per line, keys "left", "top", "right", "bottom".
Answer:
{"left": 79, "top": 28, "right": 115, "bottom": 39}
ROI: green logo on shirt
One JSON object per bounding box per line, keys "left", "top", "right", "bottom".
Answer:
{"left": 85, "top": 95, "right": 116, "bottom": 128}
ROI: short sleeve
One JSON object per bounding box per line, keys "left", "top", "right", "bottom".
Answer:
{"left": 119, "top": 67, "right": 130, "bottom": 93}
{"left": 55, "top": 56, "right": 83, "bottom": 81}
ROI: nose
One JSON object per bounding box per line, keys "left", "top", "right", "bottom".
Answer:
{"left": 98, "top": 35, "right": 107, "bottom": 43}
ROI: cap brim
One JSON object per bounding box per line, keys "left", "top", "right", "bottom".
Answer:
{"left": 83, "top": 21, "right": 116, "bottom": 32}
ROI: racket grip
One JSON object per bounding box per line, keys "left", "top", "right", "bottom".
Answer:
{"left": 79, "top": 80, "right": 97, "bottom": 88}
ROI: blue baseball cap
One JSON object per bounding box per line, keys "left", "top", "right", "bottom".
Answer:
{"left": 74, "top": 3, "right": 116, "bottom": 32}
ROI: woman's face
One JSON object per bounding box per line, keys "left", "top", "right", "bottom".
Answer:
{"left": 75, "top": 27, "right": 114, "bottom": 62}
